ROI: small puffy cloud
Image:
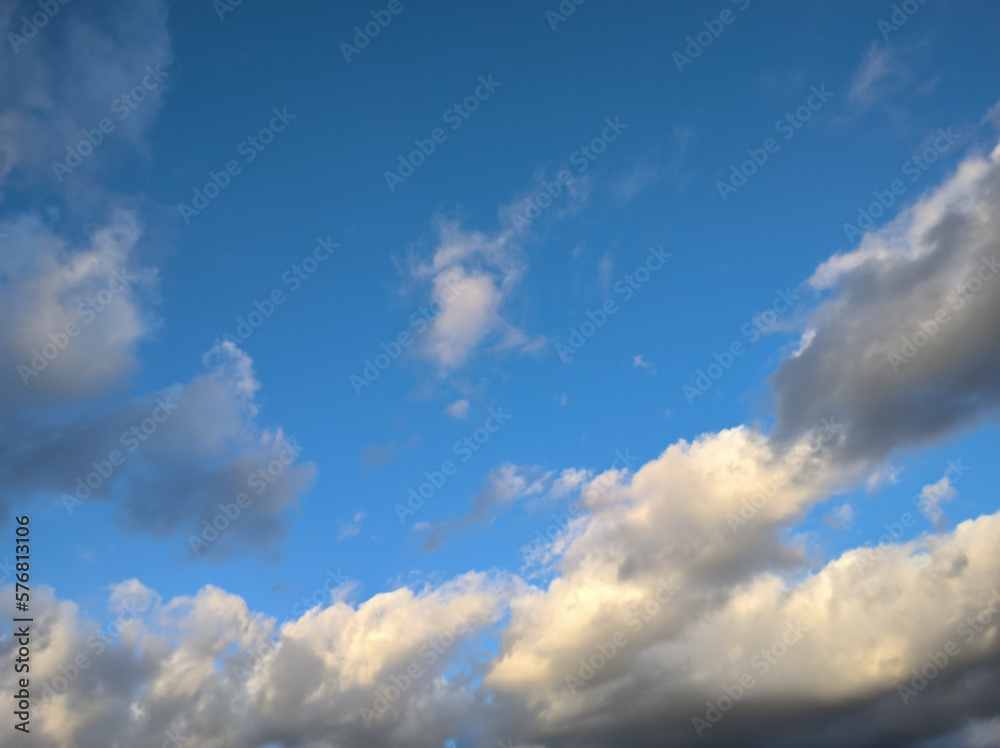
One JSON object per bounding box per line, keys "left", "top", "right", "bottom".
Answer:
{"left": 824, "top": 503, "right": 855, "bottom": 529}
{"left": 408, "top": 219, "right": 544, "bottom": 373}
{"left": 445, "top": 399, "right": 470, "bottom": 419}
{"left": 917, "top": 476, "right": 957, "bottom": 528}
{"left": 633, "top": 354, "right": 655, "bottom": 373}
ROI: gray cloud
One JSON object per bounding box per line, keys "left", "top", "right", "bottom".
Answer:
{"left": 0, "top": 209, "right": 314, "bottom": 559}
{"left": 0, "top": 0, "right": 172, "bottom": 191}
{"left": 771, "top": 138, "right": 1000, "bottom": 461}
{"left": 0, "top": 0, "right": 315, "bottom": 559}
{"left": 0, "top": 210, "right": 158, "bottom": 406}
{"left": 1, "top": 341, "right": 316, "bottom": 559}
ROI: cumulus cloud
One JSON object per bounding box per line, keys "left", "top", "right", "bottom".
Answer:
{"left": 0, "top": 0, "right": 173, "bottom": 404}
{"left": 445, "top": 399, "right": 470, "bottom": 419}
{"left": 771, "top": 137, "right": 1000, "bottom": 461}
{"left": 0, "top": 214, "right": 314, "bottom": 558}
{"left": 0, "top": 0, "right": 314, "bottom": 558}
{"left": 483, "top": 446, "right": 1000, "bottom": 747}
{"left": 2, "top": 235, "right": 998, "bottom": 741}
{"left": 1, "top": 340, "right": 316, "bottom": 557}
{"left": 1, "top": 573, "right": 515, "bottom": 748}
{"left": 486, "top": 425, "right": 851, "bottom": 691}
{"left": 0, "top": 0, "right": 173, "bottom": 390}
{"left": 0, "top": 210, "right": 158, "bottom": 405}
{"left": 408, "top": 219, "right": 545, "bottom": 373}
{"left": 7, "top": 470, "right": 1000, "bottom": 747}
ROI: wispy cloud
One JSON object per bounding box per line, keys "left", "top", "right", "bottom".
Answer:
{"left": 633, "top": 354, "right": 656, "bottom": 373}
{"left": 339, "top": 511, "right": 367, "bottom": 540}
{"left": 420, "top": 463, "right": 550, "bottom": 550}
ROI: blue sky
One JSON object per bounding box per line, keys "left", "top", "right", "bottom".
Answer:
{"left": 3, "top": 1, "right": 1000, "bottom": 746}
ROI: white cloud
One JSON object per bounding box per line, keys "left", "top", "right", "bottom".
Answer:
{"left": 3, "top": 573, "right": 515, "bottom": 748}
{"left": 12, "top": 462, "right": 1000, "bottom": 747}
{"left": 551, "top": 468, "right": 590, "bottom": 498}
{"left": 445, "top": 399, "right": 470, "bottom": 419}
{"left": 409, "top": 220, "right": 543, "bottom": 372}
{"left": 918, "top": 476, "right": 957, "bottom": 528}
